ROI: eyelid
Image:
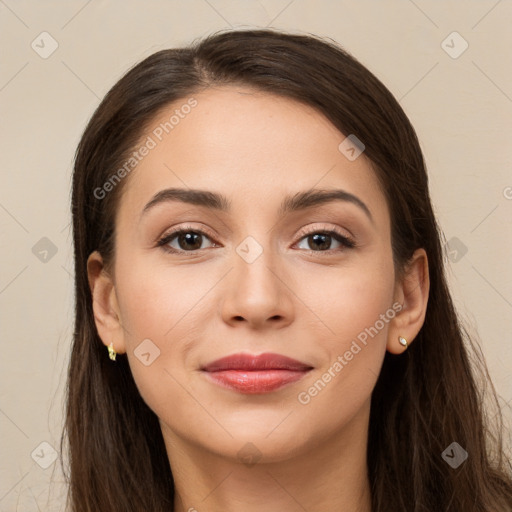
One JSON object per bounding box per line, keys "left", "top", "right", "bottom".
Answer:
{"left": 295, "top": 223, "right": 354, "bottom": 242}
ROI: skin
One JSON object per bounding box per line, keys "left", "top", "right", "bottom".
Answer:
{"left": 88, "top": 86, "right": 429, "bottom": 512}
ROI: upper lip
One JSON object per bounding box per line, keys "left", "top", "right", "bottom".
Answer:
{"left": 201, "top": 352, "right": 313, "bottom": 372}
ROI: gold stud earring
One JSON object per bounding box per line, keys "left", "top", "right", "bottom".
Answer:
{"left": 398, "top": 336, "right": 408, "bottom": 349}
{"left": 107, "top": 342, "right": 117, "bottom": 361}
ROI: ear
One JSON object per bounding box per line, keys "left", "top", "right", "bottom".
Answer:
{"left": 87, "top": 251, "right": 126, "bottom": 355}
{"left": 387, "top": 248, "right": 430, "bottom": 354}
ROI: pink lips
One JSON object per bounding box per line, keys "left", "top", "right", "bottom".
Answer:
{"left": 201, "top": 352, "right": 313, "bottom": 394}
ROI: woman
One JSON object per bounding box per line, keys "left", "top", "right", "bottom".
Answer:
{"left": 61, "top": 29, "right": 512, "bottom": 511}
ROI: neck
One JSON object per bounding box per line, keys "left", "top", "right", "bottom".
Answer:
{"left": 166, "top": 400, "right": 373, "bottom": 512}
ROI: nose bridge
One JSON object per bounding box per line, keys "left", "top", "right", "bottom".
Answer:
{"left": 220, "top": 231, "right": 293, "bottom": 327}
{"left": 233, "top": 232, "right": 281, "bottom": 297}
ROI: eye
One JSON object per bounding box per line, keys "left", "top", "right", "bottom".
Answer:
{"left": 157, "top": 225, "right": 217, "bottom": 253}
{"left": 156, "top": 225, "right": 356, "bottom": 255}
{"left": 295, "top": 229, "right": 355, "bottom": 252}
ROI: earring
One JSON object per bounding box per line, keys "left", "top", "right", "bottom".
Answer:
{"left": 398, "top": 336, "right": 408, "bottom": 349}
{"left": 107, "top": 342, "right": 117, "bottom": 361}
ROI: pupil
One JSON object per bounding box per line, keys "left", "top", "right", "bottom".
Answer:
{"left": 310, "top": 233, "right": 330, "bottom": 250}
{"left": 179, "top": 232, "right": 201, "bottom": 250}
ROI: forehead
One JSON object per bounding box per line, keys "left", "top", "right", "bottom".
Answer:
{"left": 118, "top": 85, "right": 386, "bottom": 221}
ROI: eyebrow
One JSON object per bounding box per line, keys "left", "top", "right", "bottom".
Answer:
{"left": 141, "top": 187, "right": 373, "bottom": 222}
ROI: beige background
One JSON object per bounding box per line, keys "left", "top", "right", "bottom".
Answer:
{"left": 1, "top": 1, "right": 511, "bottom": 510}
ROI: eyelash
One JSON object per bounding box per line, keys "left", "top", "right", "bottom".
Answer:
{"left": 156, "top": 224, "right": 356, "bottom": 255}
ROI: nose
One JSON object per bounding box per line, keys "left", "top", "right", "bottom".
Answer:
{"left": 220, "top": 241, "right": 294, "bottom": 330}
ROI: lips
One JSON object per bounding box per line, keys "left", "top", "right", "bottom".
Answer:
{"left": 201, "top": 352, "right": 313, "bottom": 372}
{"left": 201, "top": 352, "right": 313, "bottom": 394}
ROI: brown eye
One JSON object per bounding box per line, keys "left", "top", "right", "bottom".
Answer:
{"left": 296, "top": 230, "right": 355, "bottom": 252}
{"left": 157, "top": 228, "right": 216, "bottom": 253}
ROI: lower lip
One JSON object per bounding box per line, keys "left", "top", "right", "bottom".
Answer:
{"left": 203, "top": 369, "right": 311, "bottom": 394}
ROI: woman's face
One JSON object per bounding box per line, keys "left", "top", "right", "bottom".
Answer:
{"left": 99, "top": 86, "right": 402, "bottom": 462}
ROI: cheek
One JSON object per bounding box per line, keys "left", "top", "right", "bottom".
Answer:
{"left": 293, "top": 256, "right": 394, "bottom": 430}
{"left": 334, "top": 272, "right": 394, "bottom": 341}
{"left": 301, "top": 253, "right": 395, "bottom": 342}
{"left": 115, "top": 254, "right": 201, "bottom": 340}
{"left": 113, "top": 253, "right": 226, "bottom": 416}
{"left": 112, "top": 255, "right": 190, "bottom": 398}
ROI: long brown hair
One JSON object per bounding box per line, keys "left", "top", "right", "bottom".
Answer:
{"left": 62, "top": 29, "right": 512, "bottom": 511}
